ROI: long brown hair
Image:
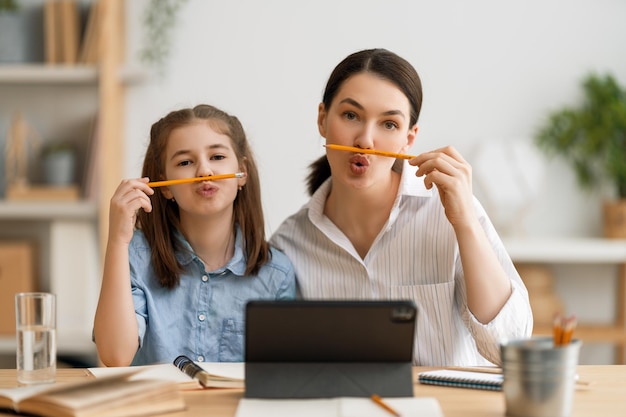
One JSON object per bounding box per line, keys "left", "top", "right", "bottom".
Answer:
{"left": 307, "top": 48, "right": 424, "bottom": 195}
{"left": 136, "top": 104, "right": 269, "bottom": 289}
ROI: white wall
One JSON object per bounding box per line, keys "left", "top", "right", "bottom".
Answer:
{"left": 123, "top": 0, "right": 626, "bottom": 238}
{"left": 122, "top": 1, "right": 626, "bottom": 363}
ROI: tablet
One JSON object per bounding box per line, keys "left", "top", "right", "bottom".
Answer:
{"left": 244, "top": 300, "right": 417, "bottom": 398}
{"left": 245, "top": 299, "right": 417, "bottom": 362}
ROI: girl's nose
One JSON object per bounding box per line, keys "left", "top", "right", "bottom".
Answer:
{"left": 196, "top": 160, "right": 214, "bottom": 177}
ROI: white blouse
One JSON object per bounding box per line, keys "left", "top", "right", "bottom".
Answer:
{"left": 270, "top": 161, "right": 533, "bottom": 366}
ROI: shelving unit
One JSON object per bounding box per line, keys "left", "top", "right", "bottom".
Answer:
{"left": 0, "top": 0, "right": 127, "bottom": 364}
{"left": 503, "top": 237, "right": 626, "bottom": 363}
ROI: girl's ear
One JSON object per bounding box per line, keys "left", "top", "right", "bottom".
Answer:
{"left": 317, "top": 103, "right": 327, "bottom": 138}
{"left": 161, "top": 186, "right": 173, "bottom": 200}
{"left": 238, "top": 157, "right": 248, "bottom": 188}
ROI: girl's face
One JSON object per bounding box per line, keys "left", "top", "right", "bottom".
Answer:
{"left": 318, "top": 72, "right": 417, "bottom": 188}
{"left": 161, "top": 121, "right": 246, "bottom": 219}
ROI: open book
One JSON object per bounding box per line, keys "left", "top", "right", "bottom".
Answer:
{"left": 0, "top": 371, "right": 185, "bottom": 417}
{"left": 89, "top": 361, "right": 245, "bottom": 389}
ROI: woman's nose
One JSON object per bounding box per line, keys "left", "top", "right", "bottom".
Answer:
{"left": 353, "top": 123, "right": 375, "bottom": 149}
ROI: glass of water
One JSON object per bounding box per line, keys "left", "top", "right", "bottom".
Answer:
{"left": 15, "top": 292, "right": 57, "bottom": 385}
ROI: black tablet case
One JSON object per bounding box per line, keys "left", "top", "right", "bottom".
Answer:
{"left": 244, "top": 300, "right": 417, "bottom": 398}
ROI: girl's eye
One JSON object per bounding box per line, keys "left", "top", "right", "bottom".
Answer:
{"left": 177, "top": 160, "right": 192, "bottom": 167}
{"left": 210, "top": 154, "right": 226, "bottom": 161}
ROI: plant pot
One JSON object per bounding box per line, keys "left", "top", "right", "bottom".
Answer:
{"left": 603, "top": 199, "right": 626, "bottom": 239}
{"left": 43, "top": 150, "right": 76, "bottom": 186}
{"left": 0, "top": 12, "right": 28, "bottom": 63}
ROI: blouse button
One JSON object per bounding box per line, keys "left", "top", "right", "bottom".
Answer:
{"left": 197, "top": 356, "right": 204, "bottom": 362}
{"left": 198, "top": 314, "right": 206, "bottom": 321}
{"left": 201, "top": 275, "right": 208, "bottom": 282}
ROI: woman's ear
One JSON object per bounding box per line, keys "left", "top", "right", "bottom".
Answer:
{"left": 403, "top": 124, "right": 418, "bottom": 152}
{"left": 317, "top": 103, "right": 327, "bottom": 137}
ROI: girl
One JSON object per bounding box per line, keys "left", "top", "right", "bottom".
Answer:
{"left": 270, "top": 49, "right": 532, "bottom": 366}
{"left": 94, "top": 104, "right": 295, "bottom": 366}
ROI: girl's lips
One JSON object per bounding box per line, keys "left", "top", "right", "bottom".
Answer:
{"left": 196, "top": 183, "right": 218, "bottom": 196}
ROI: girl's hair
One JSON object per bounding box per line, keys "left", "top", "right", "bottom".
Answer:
{"left": 136, "top": 104, "right": 269, "bottom": 289}
{"left": 307, "top": 48, "right": 424, "bottom": 195}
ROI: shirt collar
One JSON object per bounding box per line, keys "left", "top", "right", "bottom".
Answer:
{"left": 174, "top": 225, "right": 246, "bottom": 275}
{"left": 308, "top": 160, "right": 433, "bottom": 220}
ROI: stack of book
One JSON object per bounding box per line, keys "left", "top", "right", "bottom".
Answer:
{"left": 44, "top": 0, "right": 100, "bottom": 65}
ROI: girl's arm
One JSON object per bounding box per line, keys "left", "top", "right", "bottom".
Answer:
{"left": 93, "top": 178, "right": 153, "bottom": 366}
{"left": 411, "top": 147, "right": 512, "bottom": 323}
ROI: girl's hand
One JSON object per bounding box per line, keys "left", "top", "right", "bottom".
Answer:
{"left": 108, "top": 178, "right": 154, "bottom": 245}
{"left": 410, "top": 146, "right": 476, "bottom": 229}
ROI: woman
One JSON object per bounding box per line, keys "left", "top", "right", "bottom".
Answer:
{"left": 94, "top": 104, "right": 295, "bottom": 366}
{"left": 270, "top": 49, "right": 532, "bottom": 366}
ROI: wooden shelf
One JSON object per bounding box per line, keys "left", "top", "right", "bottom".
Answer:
{"left": 504, "top": 237, "right": 626, "bottom": 363}
{"left": 0, "top": 64, "right": 147, "bottom": 85}
{"left": 503, "top": 237, "right": 626, "bottom": 263}
{"left": 0, "top": 201, "right": 97, "bottom": 220}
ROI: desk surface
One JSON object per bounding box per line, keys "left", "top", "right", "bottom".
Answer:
{"left": 1, "top": 365, "right": 625, "bottom": 416}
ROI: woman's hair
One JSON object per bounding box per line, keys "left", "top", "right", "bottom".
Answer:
{"left": 307, "top": 48, "right": 424, "bottom": 195}
{"left": 137, "top": 104, "right": 269, "bottom": 289}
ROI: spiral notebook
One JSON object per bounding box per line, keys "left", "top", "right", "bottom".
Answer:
{"left": 417, "top": 369, "right": 503, "bottom": 391}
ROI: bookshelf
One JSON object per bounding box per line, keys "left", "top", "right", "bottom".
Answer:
{"left": 503, "top": 237, "right": 626, "bottom": 363}
{"left": 0, "top": 0, "right": 130, "bottom": 362}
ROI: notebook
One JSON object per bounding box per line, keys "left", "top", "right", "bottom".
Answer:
{"left": 417, "top": 369, "right": 503, "bottom": 391}
{"left": 245, "top": 300, "right": 418, "bottom": 398}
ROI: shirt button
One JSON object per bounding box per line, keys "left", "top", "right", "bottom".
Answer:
{"left": 197, "top": 356, "right": 204, "bottom": 362}
{"left": 201, "top": 275, "right": 208, "bottom": 282}
{"left": 198, "top": 314, "right": 206, "bottom": 321}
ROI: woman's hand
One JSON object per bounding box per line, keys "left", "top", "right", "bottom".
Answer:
{"left": 108, "top": 178, "right": 154, "bottom": 245}
{"left": 410, "top": 146, "right": 476, "bottom": 229}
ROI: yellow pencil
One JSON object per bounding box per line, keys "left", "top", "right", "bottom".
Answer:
{"left": 147, "top": 172, "right": 246, "bottom": 188}
{"left": 324, "top": 144, "right": 417, "bottom": 160}
{"left": 371, "top": 394, "right": 401, "bottom": 417}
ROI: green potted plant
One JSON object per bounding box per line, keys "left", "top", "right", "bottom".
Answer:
{"left": 534, "top": 72, "right": 626, "bottom": 238}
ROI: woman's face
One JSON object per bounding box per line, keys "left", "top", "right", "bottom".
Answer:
{"left": 160, "top": 120, "right": 246, "bottom": 219}
{"left": 318, "top": 72, "right": 417, "bottom": 188}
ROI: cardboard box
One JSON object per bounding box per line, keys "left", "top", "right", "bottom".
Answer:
{"left": 0, "top": 241, "right": 37, "bottom": 335}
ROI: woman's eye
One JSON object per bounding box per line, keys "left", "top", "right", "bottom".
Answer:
{"left": 384, "top": 121, "right": 399, "bottom": 130}
{"left": 343, "top": 111, "right": 358, "bottom": 121}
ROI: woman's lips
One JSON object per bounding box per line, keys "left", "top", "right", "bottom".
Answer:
{"left": 349, "top": 154, "right": 370, "bottom": 175}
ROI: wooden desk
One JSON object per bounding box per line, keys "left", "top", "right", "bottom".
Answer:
{"left": 1, "top": 366, "right": 625, "bottom": 416}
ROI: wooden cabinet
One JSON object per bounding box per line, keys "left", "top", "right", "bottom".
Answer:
{"left": 0, "top": 0, "right": 127, "bottom": 364}
{"left": 503, "top": 237, "right": 626, "bottom": 364}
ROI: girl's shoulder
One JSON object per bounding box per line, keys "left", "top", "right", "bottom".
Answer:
{"left": 266, "top": 246, "right": 295, "bottom": 274}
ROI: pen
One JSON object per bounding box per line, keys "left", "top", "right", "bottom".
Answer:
{"left": 371, "top": 394, "right": 401, "bottom": 417}
{"left": 147, "top": 172, "right": 246, "bottom": 188}
{"left": 324, "top": 144, "right": 417, "bottom": 160}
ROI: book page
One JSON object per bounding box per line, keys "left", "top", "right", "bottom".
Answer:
{"left": 196, "top": 362, "right": 245, "bottom": 381}
{"left": 89, "top": 363, "right": 199, "bottom": 388}
{"left": 235, "top": 397, "right": 443, "bottom": 417}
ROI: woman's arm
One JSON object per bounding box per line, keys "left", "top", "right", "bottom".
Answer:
{"left": 411, "top": 146, "right": 512, "bottom": 323}
{"left": 93, "top": 178, "right": 153, "bottom": 366}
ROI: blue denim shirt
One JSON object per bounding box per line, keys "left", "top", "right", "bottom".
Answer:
{"left": 129, "top": 227, "right": 296, "bottom": 365}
